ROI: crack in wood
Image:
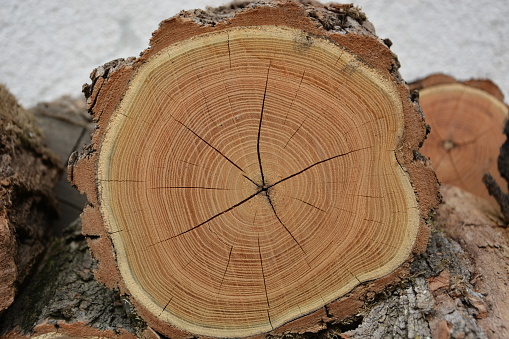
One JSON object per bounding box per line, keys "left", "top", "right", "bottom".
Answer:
{"left": 258, "top": 238, "right": 273, "bottom": 329}
{"left": 149, "top": 190, "right": 261, "bottom": 246}
{"left": 218, "top": 246, "right": 233, "bottom": 294}
{"left": 118, "top": 111, "right": 154, "bottom": 128}
{"left": 150, "top": 186, "right": 231, "bottom": 190}
{"left": 158, "top": 259, "right": 194, "bottom": 316}
{"left": 283, "top": 69, "right": 306, "bottom": 126}
{"left": 159, "top": 298, "right": 173, "bottom": 317}
{"left": 292, "top": 196, "right": 326, "bottom": 212}
{"left": 151, "top": 82, "right": 259, "bottom": 186}
{"left": 175, "top": 119, "right": 247, "bottom": 174}
{"left": 266, "top": 194, "right": 309, "bottom": 265}
{"left": 179, "top": 159, "right": 214, "bottom": 174}
{"left": 356, "top": 194, "right": 384, "bottom": 199}
{"left": 333, "top": 49, "right": 346, "bottom": 67}
{"left": 227, "top": 32, "right": 232, "bottom": 69}
{"left": 268, "top": 146, "right": 372, "bottom": 189}
{"left": 284, "top": 116, "right": 307, "bottom": 150}
{"left": 257, "top": 62, "right": 271, "bottom": 187}
{"left": 347, "top": 268, "right": 362, "bottom": 284}
{"left": 148, "top": 147, "right": 371, "bottom": 247}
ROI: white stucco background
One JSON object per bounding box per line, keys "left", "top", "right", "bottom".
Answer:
{"left": 1, "top": 0, "right": 508, "bottom": 107}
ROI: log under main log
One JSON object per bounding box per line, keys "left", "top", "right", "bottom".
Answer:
{"left": 69, "top": 1, "right": 439, "bottom": 337}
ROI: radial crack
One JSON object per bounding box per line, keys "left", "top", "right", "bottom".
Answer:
{"left": 219, "top": 246, "right": 233, "bottom": 293}
{"left": 150, "top": 186, "right": 231, "bottom": 190}
{"left": 227, "top": 32, "right": 232, "bottom": 69}
{"left": 266, "top": 194, "right": 308, "bottom": 261}
{"left": 242, "top": 174, "right": 259, "bottom": 187}
{"left": 347, "top": 268, "right": 361, "bottom": 284}
{"left": 175, "top": 119, "right": 245, "bottom": 172}
{"left": 258, "top": 238, "right": 272, "bottom": 328}
{"left": 356, "top": 194, "right": 384, "bottom": 199}
{"left": 292, "top": 197, "right": 326, "bottom": 212}
{"left": 284, "top": 70, "right": 306, "bottom": 125}
{"left": 284, "top": 117, "right": 307, "bottom": 149}
{"left": 257, "top": 63, "right": 271, "bottom": 186}
{"left": 157, "top": 258, "right": 194, "bottom": 315}
{"left": 159, "top": 298, "right": 173, "bottom": 317}
{"left": 269, "top": 146, "right": 371, "bottom": 189}
{"left": 149, "top": 190, "right": 261, "bottom": 246}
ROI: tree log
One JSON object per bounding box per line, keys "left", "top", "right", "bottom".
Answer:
{"left": 0, "top": 85, "right": 62, "bottom": 313}
{"left": 0, "top": 219, "right": 147, "bottom": 338}
{"left": 2, "top": 185, "right": 505, "bottom": 338}
{"left": 410, "top": 74, "right": 509, "bottom": 205}
{"left": 342, "top": 184, "right": 509, "bottom": 339}
{"left": 438, "top": 185, "right": 509, "bottom": 337}
{"left": 69, "top": 1, "right": 439, "bottom": 337}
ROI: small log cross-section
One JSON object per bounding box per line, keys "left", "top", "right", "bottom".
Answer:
{"left": 70, "top": 1, "right": 439, "bottom": 337}
{"left": 411, "top": 74, "right": 509, "bottom": 203}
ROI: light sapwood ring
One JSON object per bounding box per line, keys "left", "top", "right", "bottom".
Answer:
{"left": 69, "top": 1, "right": 439, "bottom": 338}
{"left": 96, "top": 25, "right": 420, "bottom": 337}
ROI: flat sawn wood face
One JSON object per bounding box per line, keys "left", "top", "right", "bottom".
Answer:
{"left": 97, "top": 26, "right": 419, "bottom": 337}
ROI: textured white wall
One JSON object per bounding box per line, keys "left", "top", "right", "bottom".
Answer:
{"left": 1, "top": 0, "right": 508, "bottom": 107}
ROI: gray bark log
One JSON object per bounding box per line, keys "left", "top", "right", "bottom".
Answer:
{"left": 0, "top": 219, "right": 140, "bottom": 338}
{"left": 0, "top": 85, "right": 62, "bottom": 314}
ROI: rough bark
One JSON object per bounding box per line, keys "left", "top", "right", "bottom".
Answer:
{"left": 69, "top": 1, "right": 439, "bottom": 337}
{"left": 0, "top": 185, "right": 505, "bottom": 338}
{"left": 0, "top": 219, "right": 142, "bottom": 338}
{"left": 273, "top": 185, "right": 508, "bottom": 339}
{"left": 438, "top": 185, "right": 509, "bottom": 337}
{"left": 0, "top": 85, "right": 62, "bottom": 313}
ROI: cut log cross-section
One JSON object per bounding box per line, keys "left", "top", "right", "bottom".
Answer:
{"left": 70, "top": 2, "right": 438, "bottom": 338}
{"left": 411, "top": 74, "right": 509, "bottom": 203}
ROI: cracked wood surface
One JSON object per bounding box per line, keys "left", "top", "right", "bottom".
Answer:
{"left": 69, "top": 1, "right": 438, "bottom": 337}
{"left": 2, "top": 186, "right": 506, "bottom": 338}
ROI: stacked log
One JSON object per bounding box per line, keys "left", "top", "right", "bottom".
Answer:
{"left": 0, "top": 85, "right": 61, "bottom": 314}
